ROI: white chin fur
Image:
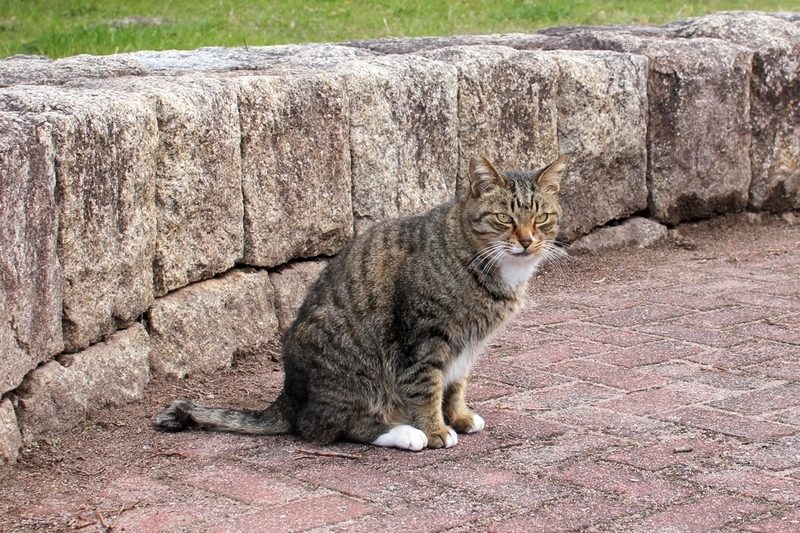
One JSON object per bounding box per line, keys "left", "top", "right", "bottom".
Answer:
{"left": 499, "top": 254, "right": 542, "bottom": 287}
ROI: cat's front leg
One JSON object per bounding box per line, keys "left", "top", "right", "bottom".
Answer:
{"left": 400, "top": 366, "right": 458, "bottom": 448}
{"left": 443, "top": 378, "right": 485, "bottom": 434}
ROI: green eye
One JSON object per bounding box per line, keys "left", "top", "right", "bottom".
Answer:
{"left": 534, "top": 213, "right": 549, "bottom": 224}
{"left": 496, "top": 213, "right": 513, "bottom": 224}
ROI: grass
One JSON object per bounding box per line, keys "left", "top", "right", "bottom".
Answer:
{"left": 0, "top": 0, "right": 797, "bottom": 59}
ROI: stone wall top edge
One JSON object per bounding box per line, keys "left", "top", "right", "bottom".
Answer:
{"left": 0, "top": 11, "right": 794, "bottom": 88}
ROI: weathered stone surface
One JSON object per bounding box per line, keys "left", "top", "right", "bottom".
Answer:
{"left": 124, "top": 43, "right": 370, "bottom": 74}
{"left": 148, "top": 269, "right": 279, "bottom": 377}
{"left": 420, "top": 46, "right": 560, "bottom": 196}
{"left": 542, "top": 29, "right": 753, "bottom": 225}
{"left": 104, "top": 77, "right": 244, "bottom": 296}
{"left": 15, "top": 323, "right": 150, "bottom": 442}
{"left": 0, "top": 397, "right": 21, "bottom": 463}
{"left": 60, "top": 322, "right": 151, "bottom": 407}
{"left": 0, "top": 114, "right": 63, "bottom": 395}
{"left": 344, "top": 33, "right": 550, "bottom": 55}
{"left": 569, "top": 216, "right": 668, "bottom": 253}
{"left": 0, "top": 86, "right": 158, "bottom": 353}
{"left": 0, "top": 54, "right": 147, "bottom": 87}
{"left": 236, "top": 74, "right": 353, "bottom": 267}
{"left": 14, "top": 360, "right": 86, "bottom": 442}
{"left": 339, "top": 55, "right": 458, "bottom": 232}
{"left": 549, "top": 50, "right": 649, "bottom": 240}
{"left": 678, "top": 12, "right": 800, "bottom": 212}
{"left": 269, "top": 259, "right": 328, "bottom": 334}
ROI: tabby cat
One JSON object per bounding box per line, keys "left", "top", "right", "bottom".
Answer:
{"left": 155, "top": 154, "right": 568, "bottom": 450}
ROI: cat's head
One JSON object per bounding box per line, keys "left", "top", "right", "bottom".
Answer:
{"left": 463, "top": 155, "right": 569, "bottom": 277}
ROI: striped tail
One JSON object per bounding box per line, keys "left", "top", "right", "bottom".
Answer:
{"left": 154, "top": 391, "right": 293, "bottom": 435}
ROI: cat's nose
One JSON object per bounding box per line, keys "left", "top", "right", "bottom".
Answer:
{"left": 518, "top": 238, "right": 533, "bottom": 249}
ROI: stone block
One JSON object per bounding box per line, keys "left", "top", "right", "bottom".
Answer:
{"left": 235, "top": 74, "right": 353, "bottom": 267}
{"left": 15, "top": 360, "right": 87, "bottom": 442}
{"left": 59, "top": 322, "right": 151, "bottom": 407}
{"left": 15, "top": 323, "right": 151, "bottom": 442}
{"left": 549, "top": 50, "right": 649, "bottom": 240}
{"left": 0, "top": 397, "right": 21, "bottom": 463}
{"left": 344, "top": 33, "right": 550, "bottom": 56}
{"left": 105, "top": 77, "right": 244, "bottom": 296}
{"left": 0, "top": 53, "right": 147, "bottom": 87}
{"left": 148, "top": 268, "right": 279, "bottom": 377}
{"left": 422, "top": 46, "right": 648, "bottom": 240}
{"left": 0, "top": 85, "right": 158, "bottom": 353}
{"left": 570, "top": 217, "right": 668, "bottom": 253}
{"left": 678, "top": 12, "right": 800, "bottom": 212}
{"left": 339, "top": 55, "right": 458, "bottom": 232}
{"left": 269, "top": 259, "right": 328, "bottom": 334}
{"left": 420, "top": 46, "right": 560, "bottom": 196}
{"left": 0, "top": 114, "right": 63, "bottom": 395}
{"left": 543, "top": 29, "right": 753, "bottom": 224}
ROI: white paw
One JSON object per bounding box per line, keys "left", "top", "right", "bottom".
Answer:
{"left": 443, "top": 427, "right": 458, "bottom": 448}
{"left": 371, "top": 425, "right": 428, "bottom": 451}
{"left": 468, "top": 414, "right": 485, "bottom": 434}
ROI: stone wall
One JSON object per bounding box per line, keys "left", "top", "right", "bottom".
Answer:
{"left": 1, "top": 11, "right": 798, "bottom": 461}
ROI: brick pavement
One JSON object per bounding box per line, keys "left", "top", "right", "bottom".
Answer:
{"left": 6, "top": 216, "right": 800, "bottom": 532}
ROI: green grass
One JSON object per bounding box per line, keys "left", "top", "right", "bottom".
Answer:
{"left": 0, "top": 0, "right": 797, "bottom": 59}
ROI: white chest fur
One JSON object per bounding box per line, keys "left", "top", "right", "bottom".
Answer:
{"left": 499, "top": 255, "right": 542, "bottom": 288}
{"left": 443, "top": 340, "right": 485, "bottom": 387}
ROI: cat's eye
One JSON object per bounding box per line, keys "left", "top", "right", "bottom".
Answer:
{"left": 496, "top": 213, "right": 513, "bottom": 224}
{"left": 534, "top": 213, "right": 549, "bottom": 224}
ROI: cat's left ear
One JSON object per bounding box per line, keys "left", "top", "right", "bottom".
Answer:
{"left": 469, "top": 156, "right": 507, "bottom": 197}
{"left": 536, "top": 154, "right": 570, "bottom": 195}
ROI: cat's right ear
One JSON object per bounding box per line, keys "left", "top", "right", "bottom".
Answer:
{"left": 469, "top": 157, "right": 507, "bottom": 197}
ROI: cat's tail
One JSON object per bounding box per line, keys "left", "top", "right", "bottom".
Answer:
{"left": 154, "top": 390, "right": 293, "bottom": 435}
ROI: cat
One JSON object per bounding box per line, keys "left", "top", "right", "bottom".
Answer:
{"left": 155, "top": 154, "right": 569, "bottom": 451}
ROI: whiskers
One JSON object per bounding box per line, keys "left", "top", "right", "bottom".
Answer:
{"left": 469, "top": 239, "right": 574, "bottom": 277}
{"left": 538, "top": 240, "right": 574, "bottom": 273}
{"left": 468, "top": 242, "right": 510, "bottom": 276}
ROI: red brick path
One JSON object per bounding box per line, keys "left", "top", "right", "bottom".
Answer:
{"left": 8, "top": 218, "right": 800, "bottom": 532}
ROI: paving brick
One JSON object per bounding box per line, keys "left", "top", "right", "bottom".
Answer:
{"left": 465, "top": 377, "right": 519, "bottom": 402}
{"left": 744, "top": 508, "right": 800, "bottom": 533}
{"left": 497, "top": 430, "right": 623, "bottom": 470}
{"left": 551, "top": 460, "right": 693, "bottom": 505}
{"left": 731, "top": 437, "right": 800, "bottom": 471}
{"left": 322, "top": 502, "right": 483, "bottom": 533}
{"left": 753, "top": 359, "right": 800, "bottom": 381}
{"left": 422, "top": 459, "right": 566, "bottom": 506}
{"left": 474, "top": 358, "right": 571, "bottom": 390}
{"left": 485, "top": 408, "right": 568, "bottom": 440}
{"left": 548, "top": 405, "right": 674, "bottom": 438}
{"left": 740, "top": 321, "right": 800, "bottom": 345}
{"left": 772, "top": 409, "right": 800, "bottom": 427}
{"left": 648, "top": 361, "right": 779, "bottom": 391}
{"left": 636, "top": 322, "right": 751, "bottom": 348}
{"left": 489, "top": 494, "right": 634, "bottom": 533}
{"left": 694, "top": 468, "right": 800, "bottom": 505}
{"left": 690, "top": 340, "right": 799, "bottom": 369}
{"left": 629, "top": 495, "right": 772, "bottom": 533}
{"left": 655, "top": 406, "right": 797, "bottom": 441}
{"left": 210, "top": 495, "right": 377, "bottom": 533}
{"left": 183, "top": 463, "right": 311, "bottom": 505}
{"left": 498, "top": 382, "right": 618, "bottom": 411}
{"left": 586, "top": 304, "right": 692, "bottom": 327}
{"left": 545, "top": 322, "right": 661, "bottom": 347}
{"left": 709, "top": 383, "right": 800, "bottom": 415}
{"left": 294, "top": 461, "right": 439, "bottom": 506}
{"left": 547, "top": 358, "right": 668, "bottom": 391}
{"left": 604, "top": 437, "right": 724, "bottom": 471}
{"left": 594, "top": 382, "right": 730, "bottom": 416}
{"left": 593, "top": 340, "right": 708, "bottom": 368}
